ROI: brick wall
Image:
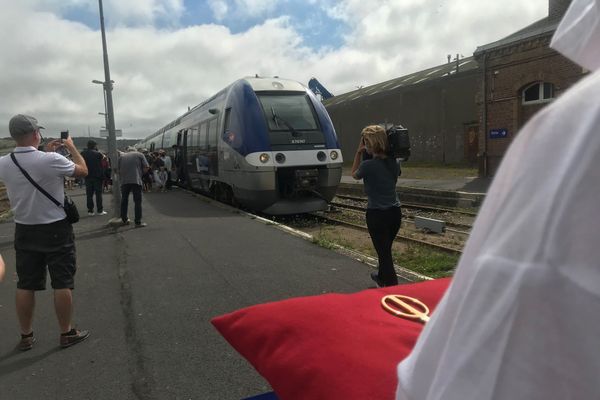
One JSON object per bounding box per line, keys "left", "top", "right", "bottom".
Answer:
{"left": 476, "top": 32, "right": 583, "bottom": 176}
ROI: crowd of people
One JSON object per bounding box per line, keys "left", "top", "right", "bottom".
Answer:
{"left": 0, "top": 2, "right": 597, "bottom": 397}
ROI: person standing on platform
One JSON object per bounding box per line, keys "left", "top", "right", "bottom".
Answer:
{"left": 396, "top": 1, "right": 600, "bottom": 399}
{"left": 119, "top": 146, "right": 149, "bottom": 227}
{"left": 158, "top": 149, "right": 173, "bottom": 190}
{"left": 81, "top": 140, "right": 106, "bottom": 216}
{"left": 351, "top": 125, "right": 401, "bottom": 287}
{"left": 0, "top": 114, "right": 90, "bottom": 350}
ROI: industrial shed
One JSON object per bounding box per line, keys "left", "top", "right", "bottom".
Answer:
{"left": 324, "top": 57, "right": 480, "bottom": 167}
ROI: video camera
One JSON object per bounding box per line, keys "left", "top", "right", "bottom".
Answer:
{"left": 383, "top": 123, "right": 411, "bottom": 161}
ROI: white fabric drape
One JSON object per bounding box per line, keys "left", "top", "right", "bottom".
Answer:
{"left": 396, "top": 1, "right": 600, "bottom": 398}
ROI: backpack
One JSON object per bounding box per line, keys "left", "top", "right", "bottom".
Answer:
{"left": 385, "top": 124, "right": 411, "bottom": 161}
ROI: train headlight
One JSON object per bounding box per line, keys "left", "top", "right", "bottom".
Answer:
{"left": 275, "top": 153, "right": 286, "bottom": 164}
{"left": 330, "top": 151, "right": 339, "bottom": 160}
{"left": 259, "top": 153, "right": 270, "bottom": 163}
{"left": 317, "top": 151, "right": 326, "bottom": 162}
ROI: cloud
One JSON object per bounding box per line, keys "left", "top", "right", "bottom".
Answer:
{"left": 20, "top": 0, "right": 185, "bottom": 26}
{"left": 0, "top": 1, "right": 549, "bottom": 138}
{"left": 208, "top": 0, "right": 229, "bottom": 21}
{"left": 208, "top": 0, "right": 281, "bottom": 21}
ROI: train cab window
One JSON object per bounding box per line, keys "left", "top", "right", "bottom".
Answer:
{"left": 224, "top": 108, "right": 232, "bottom": 132}
{"left": 258, "top": 94, "right": 319, "bottom": 132}
{"left": 522, "top": 82, "right": 555, "bottom": 104}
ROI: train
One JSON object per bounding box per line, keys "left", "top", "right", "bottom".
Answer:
{"left": 135, "top": 76, "right": 344, "bottom": 214}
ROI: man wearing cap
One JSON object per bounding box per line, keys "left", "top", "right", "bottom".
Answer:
{"left": 81, "top": 139, "right": 107, "bottom": 216}
{"left": 118, "top": 146, "right": 149, "bottom": 227}
{"left": 0, "top": 114, "right": 90, "bottom": 350}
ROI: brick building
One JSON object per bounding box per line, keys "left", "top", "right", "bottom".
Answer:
{"left": 474, "top": 0, "right": 585, "bottom": 176}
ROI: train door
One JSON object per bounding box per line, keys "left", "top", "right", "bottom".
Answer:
{"left": 186, "top": 124, "right": 203, "bottom": 189}
{"left": 176, "top": 130, "right": 190, "bottom": 187}
{"left": 207, "top": 117, "right": 219, "bottom": 176}
{"left": 196, "top": 122, "right": 210, "bottom": 190}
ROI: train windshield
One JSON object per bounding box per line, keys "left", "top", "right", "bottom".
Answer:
{"left": 258, "top": 94, "right": 319, "bottom": 132}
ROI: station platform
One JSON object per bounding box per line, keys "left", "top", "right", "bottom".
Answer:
{"left": 0, "top": 186, "right": 393, "bottom": 400}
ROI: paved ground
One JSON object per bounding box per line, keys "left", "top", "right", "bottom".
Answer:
{"left": 0, "top": 187, "right": 396, "bottom": 400}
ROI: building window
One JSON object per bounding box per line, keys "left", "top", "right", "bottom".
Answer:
{"left": 522, "top": 82, "right": 555, "bottom": 104}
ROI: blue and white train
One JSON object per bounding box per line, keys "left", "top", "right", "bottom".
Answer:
{"left": 135, "top": 76, "right": 343, "bottom": 214}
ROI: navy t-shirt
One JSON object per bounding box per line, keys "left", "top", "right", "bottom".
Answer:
{"left": 355, "top": 157, "right": 401, "bottom": 209}
{"left": 81, "top": 148, "right": 104, "bottom": 179}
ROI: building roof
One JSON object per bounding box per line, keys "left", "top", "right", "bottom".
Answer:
{"left": 474, "top": 17, "right": 560, "bottom": 55}
{"left": 324, "top": 56, "right": 478, "bottom": 107}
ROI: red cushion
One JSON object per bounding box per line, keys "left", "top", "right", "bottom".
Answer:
{"left": 212, "top": 278, "right": 451, "bottom": 400}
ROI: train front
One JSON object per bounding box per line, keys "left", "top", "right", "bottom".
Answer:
{"left": 229, "top": 78, "right": 343, "bottom": 215}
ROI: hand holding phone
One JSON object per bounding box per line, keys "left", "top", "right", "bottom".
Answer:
{"left": 60, "top": 131, "right": 69, "bottom": 140}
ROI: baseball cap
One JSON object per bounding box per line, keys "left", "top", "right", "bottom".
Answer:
{"left": 9, "top": 114, "right": 45, "bottom": 138}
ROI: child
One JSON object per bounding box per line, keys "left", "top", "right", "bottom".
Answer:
{"left": 156, "top": 166, "right": 168, "bottom": 192}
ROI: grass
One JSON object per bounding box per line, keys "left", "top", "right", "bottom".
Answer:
{"left": 394, "top": 244, "right": 459, "bottom": 279}
{"left": 309, "top": 225, "right": 459, "bottom": 280}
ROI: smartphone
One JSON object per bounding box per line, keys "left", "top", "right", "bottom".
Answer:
{"left": 60, "top": 131, "right": 69, "bottom": 140}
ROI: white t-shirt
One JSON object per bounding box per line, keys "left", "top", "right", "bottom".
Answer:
{"left": 396, "top": 33, "right": 600, "bottom": 400}
{"left": 0, "top": 146, "right": 75, "bottom": 224}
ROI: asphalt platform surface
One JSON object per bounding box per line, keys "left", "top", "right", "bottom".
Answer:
{"left": 0, "top": 187, "right": 398, "bottom": 400}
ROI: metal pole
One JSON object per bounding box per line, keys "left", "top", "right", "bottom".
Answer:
{"left": 97, "top": 0, "right": 121, "bottom": 222}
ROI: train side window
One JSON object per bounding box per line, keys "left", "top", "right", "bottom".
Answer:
{"left": 199, "top": 123, "right": 208, "bottom": 151}
{"left": 189, "top": 126, "right": 198, "bottom": 148}
{"left": 208, "top": 119, "right": 218, "bottom": 150}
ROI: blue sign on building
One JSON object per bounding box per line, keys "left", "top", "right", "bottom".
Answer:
{"left": 489, "top": 128, "right": 508, "bottom": 139}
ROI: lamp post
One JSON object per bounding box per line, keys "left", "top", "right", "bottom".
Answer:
{"left": 95, "top": 0, "right": 121, "bottom": 224}
{"left": 98, "top": 112, "right": 108, "bottom": 129}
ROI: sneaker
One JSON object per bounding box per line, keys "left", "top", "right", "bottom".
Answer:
{"left": 88, "top": 211, "right": 95, "bottom": 216}
{"left": 18, "top": 333, "right": 35, "bottom": 351}
{"left": 122, "top": 219, "right": 130, "bottom": 225}
{"left": 370, "top": 272, "right": 383, "bottom": 288}
{"left": 60, "top": 329, "right": 90, "bottom": 348}
{"left": 134, "top": 222, "right": 147, "bottom": 228}
{"left": 97, "top": 211, "right": 108, "bottom": 216}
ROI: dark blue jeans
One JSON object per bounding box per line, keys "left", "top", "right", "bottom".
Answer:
{"left": 120, "top": 184, "right": 143, "bottom": 224}
{"left": 85, "top": 178, "right": 103, "bottom": 213}
{"left": 366, "top": 206, "right": 402, "bottom": 286}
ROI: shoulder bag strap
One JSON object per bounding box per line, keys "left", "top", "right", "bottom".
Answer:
{"left": 10, "top": 153, "right": 63, "bottom": 208}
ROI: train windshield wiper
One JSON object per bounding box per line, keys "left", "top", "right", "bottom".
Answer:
{"left": 271, "top": 107, "right": 302, "bottom": 137}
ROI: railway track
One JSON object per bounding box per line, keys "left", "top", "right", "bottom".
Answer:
{"left": 336, "top": 194, "right": 478, "bottom": 216}
{"left": 332, "top": 195, "right": 474, "bottom": 230}
{"left": 311, "top": 212, "right": 463, "bottom": 254}
{"left": 330, "top": 201, "right": 471, "bottom": 235}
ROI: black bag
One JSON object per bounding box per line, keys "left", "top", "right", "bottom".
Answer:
{"left": 63, "top": 195, "right": 80, "bottom": 224}
{"left": 11, "top": 153, "right": 79, "bottom": 224}
{"left": 385, "top": 124, "right": 411, "bottom": 161}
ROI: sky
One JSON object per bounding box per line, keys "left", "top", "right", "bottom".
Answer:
{"left": 0, "top": 0, "right": 549, "bottom": 139}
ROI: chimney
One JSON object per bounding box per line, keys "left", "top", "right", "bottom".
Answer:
{"left": 548, "top": 0, "right": 572, "bottom": 21}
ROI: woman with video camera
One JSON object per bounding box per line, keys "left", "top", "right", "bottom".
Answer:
{"left": 351, "top": 125, "right": 401, "bottom": 287}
